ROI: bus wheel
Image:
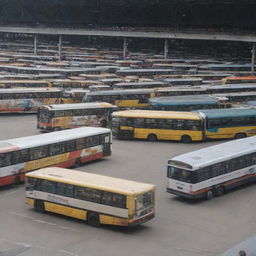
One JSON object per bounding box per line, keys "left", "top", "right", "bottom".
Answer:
{"left": 235, "top": 133, "right": 246, "bottom": 139}
{"left": 216, "top": 186, "right": 225, "bottom": 197}
{"left": 14, "top": 176, "right": 20, "bottom": 185}
{"left": 205, "top": 189, "right": 214, "bottom": 200}
{"left": 148, "top": 134, "right": 157, "bottom": 141}
{"left": 34, "top": 200, "right": 45, "bottom": 213}
{"left": 54, "top": 127, "right": 61, "bottom": 131}
{"left": 181, "top": 135, "right": 192, "bottom": 143}
{"left": 87, "top": 212, "right": 100, "bottom": 227}
{"left": 74, "top": 159, "right": 81, "bottom": 168}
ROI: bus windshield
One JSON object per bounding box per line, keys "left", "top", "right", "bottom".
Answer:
{"left": 38, "top": 109, "right": 51, "bottom": 123}
{"left": 167, "top": 166, "right": 193, "bottom": 183}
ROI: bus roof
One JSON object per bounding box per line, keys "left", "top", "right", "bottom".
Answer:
{"left": 42, "top": 102, "right": 117, "bottom": 111}
{"left": 0, "top": 88, "right": 61, "bottom": 94}
{"left": 26, "top": 167, "right": 155, "bottom": 196}
{"left": 115, "top": 82, "right": 164, "bottom": 86}
{"left": 169, "top": 136, "right": 256, "bottom": 170}
{"left": 0, "top": 80, "right": 50, "bottom": 84}
{"left": 87, "top": 89, "right": 154, "bottom": 96}
{"left": 112, "top": 110, "right": 201, "bottom": 120}
{"left": 0, "top": 127, "right": 110, "bottom": 153}
{"left": 196, "top": 108, "right": 256, "bottom": 118}
{"left": 149, "top": 95, "right": 218, "bottom": 106}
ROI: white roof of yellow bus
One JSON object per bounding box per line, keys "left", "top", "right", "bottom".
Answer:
{"left": 52, "top": 79, "right": 101, "bottom": 84}
{"left": 0, "top": 88, "right": 61, "bottom": 93}
{"left": 0, "top": 80, "right": 50, "bottom": 84}
{"left": 26, "top": 167, "right": 155, "bottom": 196}
{"left": 112, "top": 110, "right": 201, "bottom": 120}
{"left": 0, "top": 127, "right": 110, "bottom": 153}
{"left": 44, "top": 102, "right": 117, "bottom": 110}
{"left": 169, "top": 135, "right": 256, "bottom": 170}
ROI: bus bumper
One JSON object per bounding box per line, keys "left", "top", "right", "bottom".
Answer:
{"left": 166, "top": 188, "right": 203, "bottom": 199}
{"left": 128, "top": 212, "right": 155, "bottom": 226}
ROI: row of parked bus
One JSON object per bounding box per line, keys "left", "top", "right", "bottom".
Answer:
{"left": 36, "top": 100, "right": 256, "bottom": 144}
{"left": 0, "top": 126, "right": 155, "bottom": 227}
{"left": 2, "top": 83, "right": 256, "bottom": 113}
{"left": 2, "top": 117, "right": 256, "bottom": 228}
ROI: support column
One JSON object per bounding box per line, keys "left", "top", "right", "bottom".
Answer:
{"left": 123, "top": 38, "right": 127, "bottom": 60}
{"left": 34, "top": 35, "right": 38, "bottom": 55}
{"left": 164, "top": 39, "right": 168, "bottom": 60}
{"left": 58, "top": 35, "right": 62, "bottom": 61}
{"left": 252, "top": 42, "right": 255, "bottom": 75}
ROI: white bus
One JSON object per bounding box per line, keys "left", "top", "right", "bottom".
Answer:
{"left": 0, "top": 127, "right": 111, "bottom": 186}
{"left": 26, "top": 167, "right": 155, "bottom": 227}
{"left": 166, "top": 136, "right": 256, "bottom": 200}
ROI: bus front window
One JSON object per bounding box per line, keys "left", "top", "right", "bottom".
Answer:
{"left": 39, "top": 110, "right": 51, "bottom": 123}
{"left": 136, "top": 191, "right": 153, "bottom": 211}
{"left": 167, "top": 166, "right": 193, "bottom": 183}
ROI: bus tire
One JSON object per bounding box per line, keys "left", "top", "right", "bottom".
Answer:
{"left": 87, "top": 212, "right": 100, "bottom": 227}
{"left": 216, "top": 186, "right": 225, "bottom": 197}
{"left": 54, "top": 127, "right": 61, "bottom": 131}
{"left": 235, "top": 133, "right": 246, "bottom": 139}
{"left": 101, "top": 119, "right": 107, "bottom": 128}
{"left": 148, "top": 134, "right": 157, "bottom": 141}
{"left": 181, "top": 135, "right": 192, "bottom": 144}
{"left": 205, "top": 189, "right": 214, "bottom": 200}
{"left": 14, "top": 176, "right": 20, "bottom": 185}
{"left": 74, "top": 159, "right": 81, "bottom": 168}
{"left": 34, "top": 200, "right": 45, "bottom": 213}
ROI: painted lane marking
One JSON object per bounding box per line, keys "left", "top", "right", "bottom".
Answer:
{"left": 60, "top": 250, "right": 79, "bottom": 256}
{"left": 9, "top": 211, "right": 80, "bottom": 233}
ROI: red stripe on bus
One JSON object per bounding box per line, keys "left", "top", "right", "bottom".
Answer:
{"left": 191, "top": 173, "right": 256, "bottom": 195}
{"left": 38, "top": 121, "right": 51, "bottom": 127}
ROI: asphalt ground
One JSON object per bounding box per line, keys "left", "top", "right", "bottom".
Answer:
{"left": 0, "top": 114, "right": 255, "bottom": 256}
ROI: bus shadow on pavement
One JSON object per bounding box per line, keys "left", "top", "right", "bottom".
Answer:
{"left": 44, "top": 210, "right": 151, "bottom": 234}
{"left": 169, "top": 181, "right": 256, "bottom": 205}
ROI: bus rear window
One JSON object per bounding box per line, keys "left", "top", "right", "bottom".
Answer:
{"left": 167, "top": 166, "right": 193, "bottom": 183}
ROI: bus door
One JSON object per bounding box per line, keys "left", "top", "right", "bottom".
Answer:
{"left": 102, "top": 133, "right": 111, "bottom": 156}
{"left": 196, "top": 111, "right": 207, "bottom": 140}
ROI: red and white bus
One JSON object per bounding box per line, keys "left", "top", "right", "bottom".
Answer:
{"left": 0, "top": 127, "right": 111, "bottom": 186}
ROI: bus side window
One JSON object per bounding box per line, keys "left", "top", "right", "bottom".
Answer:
{"left": 218, "top": 162, "right": 229, "bottom": 175}
{"left": 56, "top": 183, "right": 74, "bottom": 197}
{"left": 236, "top": 156, "right": 246, "bottom": 169}
{"left": 54, "top": 111, "right": 64, "bottom": 117}
{"left": 102, "top": 191, "right": 126, "bottom": 208}
{"left": 211, "top": 165, "right": 219, "bottom": 177}
{"left": 76, "top": 138, "right": 85, "bottom": 150}
{"left": 64, "top": 110, "right": 73, "bottom": 116}
{"left": 251, "top": 153, "right": 256, "bottom": 164}
{"left": 12, "top": 149, "right": 29, "bottom": 164}
{"left": 40, "top": 180, "right": 55, "bottom": 194}
{"left": 26, "top": 177, "right": 35, "bottom": 191}
{"left": 0, "top": 153, "right": 11, "bottom": 167}
{"left": 197, "top": 167, "right": 211, "bottom": 182}
{"left": 134, "top": 118, "right": 144, "bottom": 128}
{"left": 66, "top": 140, "right": 76, "bottom": 152}
{"left": 74, "top": 187, "right": 101, "bottom": 203}
{"left": 49, "top": 143, "right": 66, "bottom": 156}
{"left": 30, "top": 146, "right": 48, "bottom": 160}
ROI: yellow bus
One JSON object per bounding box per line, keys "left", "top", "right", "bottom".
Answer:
{"left": 0, "top": 88, "right": 64, "bottom": 113}
{"left": 0, "top": 80, "right": 52, "bottom": 88}
{"left": 52, "top": 79, "right": 102, "bottom": 89}
{"left": 84, "top": 89, "right": 156, "bottom": 108}
{"left": 37, "top": 102, "right": 117, "bottom": 132}
{"left": 0, "top": 127, "right": 111, "bottom": 186}
{"left": 112, "top": 110, "right": 203, "bottom": 143}
{"left": 25, "top": 167, "right": 155, "bottom": 227}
